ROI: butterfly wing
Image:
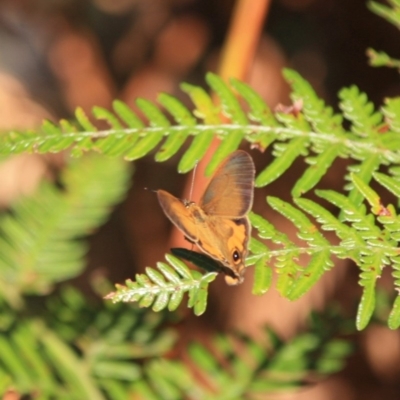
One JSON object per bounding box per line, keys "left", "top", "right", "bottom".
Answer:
{"left": 156, "top": 190, "right": 198, "bottom": 243}
{"left": 200, "top": 150, "right": 255, "bottom": 217}
{"left": 195, "top": 215, "right": 250, "bottom": 284}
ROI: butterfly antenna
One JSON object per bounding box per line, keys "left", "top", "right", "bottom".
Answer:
{"left": 188, "top": 160, "right": 198, "bottom": 200}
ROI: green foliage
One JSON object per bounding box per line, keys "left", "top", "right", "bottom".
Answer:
{"left": 368, "top": 0, "right": 400, "bottom": 29}
{"left": 0, "top": 287, "right": 354, "bottom": 399}
{"left": 3, "top": 5, "right": 400, "bottom": 400}
{"left": 105, "top": 254, "right": 217, "bottom": 316}
{"left": 2, "top": 65, "right": 400, "bottom": 328}
{"left": 0, "top": 154, "right": 131, "bottom": 308}
{"left": 1, "top": 2, "right": 400, "bottom": 398}
{"left": 0, "top": 286, "right": 177, "bottom": 399}
{"left": 1, "top": 73, "right": 400, "bottom": 178}
{"left": 367, "top": 1, "right": 400, "bottom": 68}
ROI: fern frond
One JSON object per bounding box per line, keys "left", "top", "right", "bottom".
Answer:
{"left": 367, "top": 48, "right": 400, "bottom": 69}
{"left": 0, "top": 284, "right": 176, "bottom": 398}
{"left": 0, "top": 155, "right": 131, "bottom": 307}
{"left": 2, "top": 71, "right": 400, "bottom": 193}
{"left": 249, "top": 174, "right": 400, "bottom": 330}
{"left": 139, "top": 311, "right": 352, "bottom": 399}
{"left": 230, "top": 77, "right": 279, "bottom": 151}
{"left": 338, "top": 87, "right": 388, "bottom": 213}
{"left": 315, "top": 177, "right": 400, "bottom": 329}
{"left": 368, "top": 0, "right": 400, "bottom": 29}
{"left": 3, "top": 69, "right": 400, "bottom": 329}
{"left": 249, "top": 212, "right": 298, "bottom": 296}
{"left": 250, "top": 209, "right": 331, "bottom": 300}
{"left": 382, "top": 98, "right": 400, "bottom": 137}
{"left": 267, "top": 198, "right": 333, "bottom": 300}
{"left": 367, "top": 1, "right": 400, "bottom": 71}
{"left": 315, "top": 189, "right": 386, "bottom": 330}
{"left": 282, "top": 69, "right": 347, "bottom": 197}
{"left": 359, "top": 172, "right": 400, "bottom": 329}
{"left": 0, "top": 282, "right": 354, "bottom": 399}
{"left": 105, "top": 254, "right": 217, "bottom": 316}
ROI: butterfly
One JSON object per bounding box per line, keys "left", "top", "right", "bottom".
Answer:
{"left": 157, "top": 150, "right": 255, "bottom": 285}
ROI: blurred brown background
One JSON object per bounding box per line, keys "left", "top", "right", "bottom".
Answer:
{"left": 0, "top": 0, "right": 400, "bottom": 399}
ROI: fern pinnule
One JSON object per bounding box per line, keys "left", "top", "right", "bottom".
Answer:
{"left": 339, "top": 86, "right": 382, "bottom": 138}
{"left": 283, "top": 69, "right": 343, "bottom": 134}
{"left": 92, "top": 106, "right": 123, "bottom": 130}
{"left": 368, "top": 0, "right": 400, "bottom": 28}
{"left": 155, "top": 93, "right": 196, "bottom": 162}
{"left": 206, "top": 73, "right": 248, "bottom": 125}
{"left": 255, "top": 136, "right": 309, "bottom": 188}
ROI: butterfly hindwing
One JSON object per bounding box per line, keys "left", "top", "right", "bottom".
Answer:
{"left": 200, "top": 150, "right": 255, "bottom": 217}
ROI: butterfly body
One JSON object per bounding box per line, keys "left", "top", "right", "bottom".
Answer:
{"left": 157, "top": 150, "right": 255, "bottom": 285}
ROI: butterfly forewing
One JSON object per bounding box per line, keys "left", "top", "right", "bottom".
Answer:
{"left": 200, "top": 150, "right": 255, "bottom": 217}
{"left": 157, "top": 190, "right": 198, "bottom": 243}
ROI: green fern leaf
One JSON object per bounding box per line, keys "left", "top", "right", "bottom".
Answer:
{"left": 0, "top": 333, "right": 34, "bottom": 392}
{"left": 93, "top": 106, "right": 123, "bottom": 129}
{"left": 282, "top": 69, "right": 351, "bottom": 202}
{"left": 388, "top": 294, "right": 400, "bottom": 329}
{"left": 0, "top": 155, "right": 130, "bottom": 307}
{"left": 74, "top": 106, "right": 97, "bottom": 132}
{"left": 256, "top": 136, "right": 309, "bottom": 187}
{"left": 283, "top": 69, "right": 343, "bottom": 134}
{"left": 338, "top": 86, "right": 386, "bottom": 210}
{"left": 206, "top": 73, "right": 248, "bottom": 125}
{"left": 315, "top": 188, "right": 393, "bottom": 329}
{"left": 282, "top": 82, "right": 345, "bottom": 194}
{"left": 351, "top": 173, "right": 383, "bottom": 214}
{"left": 155, "top": 93, "right": 196, "bottom": 162}
{"left": 95, "top": 100, "right": 143, "bottom": 156}
{"left": 367, "top": 48, "right": 400, "bottom": 69}
{"left": 39, "top": 322, "right": 106, "bottom": 400}
{"left": 177, "top": 129, "right": 215, "bottom": 173}
{"left": 204, "top": 74, "right": 249, "bottom": 175}
{"left": 252, "top": 256, "right": 272, "bottom": 295}
{"left": 382, "top": 97, "right": 400, "bottom": 133}
{"left": 180, "top": 82, "right": 219, "bottom": 123}
{"left": 339, "top": 86, "right": 382, "bottom": 137}
{"left": 356, "top": 253, "right": 381, "bottom": 331}
{"left": 247, "top": 237, "right": 270, "bottom": 265}
{"left": 105, "top": 254, "right": 217, "bottom": 316}
{"left": 368, "top": 0, "right": 400, "bottom": 28}
{"left": 288, "top": 250, "right": 332, "bottom": 300}
{"left": 124, "top": 99, "right": 169, "bottom": 160}
{"left": 230, "top": 78, "right": 278, "bottom": 150}
{"left": 316, "top": 190, "right": 380, "bottom": 238}
{"left": 113, "top": 99, "right": 144, "bottom": 128}
{"left": 295, "top": 197, "right": 361, "bottom": 261}
{"left": 344, "top": 154, "right": 383, "bottom": 213}
{"left": 374, "top": 170, "right": 400, "bottom": 198}
{"left": 69, "top": 107, "right": 98, "bottom": 157}
{"left": 292, "top": 144, "right": 345, "bottom": 197}
{"left": 267, "top": 196, "right": 333, "bottom": 299}
{"left": 41, "top": 119, "right": 62, "bottom": 136}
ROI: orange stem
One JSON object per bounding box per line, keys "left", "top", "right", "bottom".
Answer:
{"left": 218, "top": 0, "right": 271, "bottom": 81}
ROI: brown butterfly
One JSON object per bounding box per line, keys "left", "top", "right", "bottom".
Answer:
{"left": 157, "top": 150, "right": 255, "bottom": 285}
